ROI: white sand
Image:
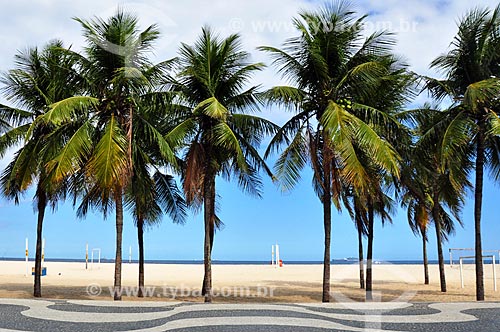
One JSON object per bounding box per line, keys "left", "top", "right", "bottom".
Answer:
{"left": 0, "top": 260, "right": 498, "bottom": 302}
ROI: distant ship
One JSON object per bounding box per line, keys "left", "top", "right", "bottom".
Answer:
{"left": 331, "top": 258, "right": 383, "bottom": 264}
{"left": 343, "top": 257, "right": 357, "bottom": 261}
{"left": 329, "top": 257, "right": 357, "bottom": 262}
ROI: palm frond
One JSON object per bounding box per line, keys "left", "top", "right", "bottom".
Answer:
{"left": 153, "top": 171, "right": 187, "bottom": 224}
{"left": 45, "top": 120, "right": 93, "bottom": 182}
{"left": 86, "top": 115, "right": 128, "bottom": 191}
{"left": 274, "top": 128, "right": 308, "bottom": 192}
{"left": 194, "top": 97, "right": 229, "bottom": 121}
{"left": 42, "top": 96, "right": 98, "bottom": 125}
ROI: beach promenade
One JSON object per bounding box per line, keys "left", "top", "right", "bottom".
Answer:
{"left": 0, "top": 299, "right": 500, "bottom": 331}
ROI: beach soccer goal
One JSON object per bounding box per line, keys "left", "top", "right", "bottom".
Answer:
{"left": 449, "top": 248, "right": 500, "bottom": 267}
{"left": 91, "top": 248, "right": 101, "bottom": 270}
{"left": 459, "top": 255, "right": 497, "bottom": 291}
{"left": 449, "top": 248, "right": 473, "bottom": 267}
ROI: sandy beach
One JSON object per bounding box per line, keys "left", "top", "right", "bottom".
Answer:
{"left": 0, "top": 260, "right": 499, "bottom": 302}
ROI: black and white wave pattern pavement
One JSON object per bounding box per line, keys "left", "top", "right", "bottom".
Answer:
{"left": 0, "top": 299, "right": 500, "bottom": 331}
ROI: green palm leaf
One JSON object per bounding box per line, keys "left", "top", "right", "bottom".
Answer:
{"left": 274, "top": 127, "right": 308, "bottom": 192}
{"left": 213, "top": 122, "right": 247, "bottom": 171}
{"left": 42, "top": 96, "right": 98, "bottom": 125}
{"left": 153, "top": 171, "right": 187, "bottom": 224}
{"left": 45, "top": 120, "right": 93, "bottom": 182}
{"left": 259, "top": 86, "right": 305, "bottom": 111}
{"left": 87, "top": 115, "right": 128, "bottom": 190}
{"left": 322, "top": 101, "right": 400, "bottom": 180}
{"left": 464, "top": 78, "right": 500, "bottom": 111}
{"left": 0, "top": 124, "right": 30, "bottom": 158}
{"left": 194, "top": 97, "right": 229, "bottom": 120}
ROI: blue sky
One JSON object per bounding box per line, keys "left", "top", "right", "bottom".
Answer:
{"left": 1, "top": 0, "right": 500, "bottom": 262}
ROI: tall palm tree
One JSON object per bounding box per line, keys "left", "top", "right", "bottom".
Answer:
{"left": 166, "top": 27, "right": 276, "bottom": 302}
{"left": 357, "top": 171, "right": 394, "bottom": 301}
{"left": 38, "top": 11, "right": 177, "bottom": 300}
{"left": 343, "top": 57, "right": 414, "bottom": 293}
{"left": 129, "top": 93, "right": 189, "bottom": 296}
{"left": 354, "top": 199, "right": 367, "bottom": 290}
{"left": 401, "top": 168, "right": 431, "bottom": 285}
{"left": 260, "top": 2, "right": 402, "bottom": 302}
{"left": 121, "top": 87, "right": 187, "bottom": 298}
{"left": 356, "top": 58, "right": 414, "bottom": 301}
{"left": 0, "top": 41, "right": 81, "bottom": 297}
{"left": 342, "top": 187, "right": 368, "bottom": 289}
{"left": 401, "top": 107, "right": 470, "bottom": 292}
{"left": 402, "top": 182, "right": 432, "bottom": 285}
{"left": 397, "top": 115, "right": 433, "bottom": 286}
{"left": 425, "top": 6, "right": 500, "bottom": 300}
{"left": 125, "top": 167, "right": 186, "bottom": 297}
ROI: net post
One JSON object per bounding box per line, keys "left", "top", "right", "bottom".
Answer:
{"left": 276, "top": 243, "right": 280, "bottom": 268}
{"left": 493, "top": 257, "right": 497, "bottom": 292}
{"left": 25, "top": 238, "right": 28, "bottom": 277}
{"left": 271, "top": 245, "right": 275, "bottom": 266}
{"left": 459, "top": 257, "right": 464, "bottom": 288}
{"left": 41, "top": 238, "right": 45, "bottom": 267}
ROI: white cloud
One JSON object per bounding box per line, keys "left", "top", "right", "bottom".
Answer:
{"left": 0, "top": 1, "right": 497, "bottom": 123}
{"left": 1, "top": 0, "right": 495, "bottom": 182}
{"left": 1, "top": 1, "right": 496, "bottom": 99}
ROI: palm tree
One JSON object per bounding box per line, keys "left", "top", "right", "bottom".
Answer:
{"left": 342, "top": 188, "right": 368, "bottom": 289}
{"left": 38, "top": 11, "right": 177, "bottom": 300}
{"left": 425, "top": 5, "right": 500, "bottom": 300}
{"left": 166, "top": 27, "right": 276, "bottom": 302}
{"left": 397, "top": 115, "right": 433, "bottom": 286}
{"left": 354, "top": 200, "right": 367, "bottom": 290}
{"left": 260, "top": 2, "right": 402, "bottom": 302}
{"left": 0, "top": 40, "right": 81, "bottom": 297}
{"left": 343, "top": 182, "right": 393, "bottom": 296}
{"left": 401, "top": 173, "right": 431, "bottom": 285}
{"left": 401, "top": 107, "right": 470, "bottom": 292}
{"left": 400, "top": 164, "right": 431, "bottom": 285}
{"left": 357, "top": 171, "right": 394, "bottom": 301}
{"left": 361, "top": 64, "right": 415, "bottom": 301}
{"left": 125, "top": 166, "right": 186, "bottom": 297}
{"left": 342, "top": 56, "right": 414, "bottom": 293}
{"left": 119, "top": 86, "right": 188, "bottom": 298}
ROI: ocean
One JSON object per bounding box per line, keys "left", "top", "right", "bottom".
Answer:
{"left": 0, "top": 257, "right": 475, "bottom": 265}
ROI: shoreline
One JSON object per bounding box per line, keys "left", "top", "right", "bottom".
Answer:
{"left": 0, "top": 258, "right": 470, "bottom": 265}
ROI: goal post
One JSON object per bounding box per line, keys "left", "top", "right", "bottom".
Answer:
{"left": 459, "top": 255, "right": 497, "bottom": 291}
{"left": 91, "top": 248, "right": 101, "bottom": 270}
{"left": 449, "top": 248, "right": 473, "bottom": 267}
{"left": 483, "top": 250, "right": 500, "bottom": 265}
{"left": 450, "top": 248, "right": 500, "bottom": 267}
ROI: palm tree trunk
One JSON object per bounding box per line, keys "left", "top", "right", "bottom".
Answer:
{"left": 322, "top": 194, "right": 332, "bottom": 303}
{"left": 422, "top": 229, "right": 429, "bottom": 285}
{"left": 321, "top": 144, "right": 332, "bottom": 303}
{"left": 137, "top": 218, "right": 144, "bottom": 298}
{"left": 113, "top": 192, "right": 124, "bottom": 301}
{"left": 432, "top": 192, "right": 446, "bottom": 292}
{"left": 366, "top": 200, "right": 374, "bottom": 301}
{"left": 203, "top": 173, "right": 215, "bottom": 303}
{"left": 201, "top": 222, "right": 214, "bottom": 296}
{"left": 357, "top": 223, "right": 365, "bottom": 289}
{"left": 33, "top": 189, "right": 47, "bottom": 298}
{"left": 475, "top": 128, "right": 485, "bottom": 301}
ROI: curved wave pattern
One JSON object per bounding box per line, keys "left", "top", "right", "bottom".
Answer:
{"left": 0, "top": 299, "right": 499, "bottom": 332}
